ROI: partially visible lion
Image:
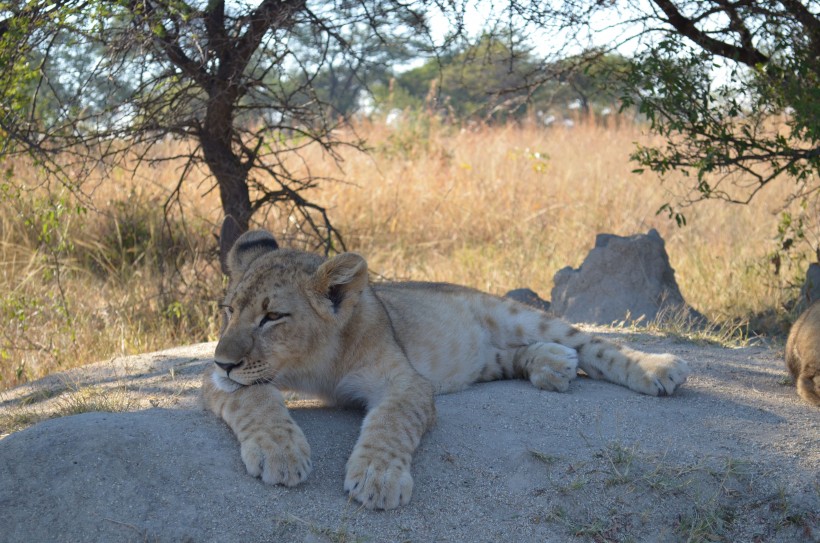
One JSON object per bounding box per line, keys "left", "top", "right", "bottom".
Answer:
{"left": 202, "top": 217, "right": 691, "bottom": 509}
{"left": 785, "top": 301, "right": 820, "bottom": 407}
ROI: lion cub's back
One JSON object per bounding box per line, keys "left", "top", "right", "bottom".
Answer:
{"left": 786, "top": 301, "right": 820, "bottom": 406}
{"left": 372, "top": 282, "right": 535, "bottom": 393}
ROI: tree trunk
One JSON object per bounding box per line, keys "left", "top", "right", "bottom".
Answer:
{"left": 201, "top": 136, "right": 252, "bottom": 233}
{"left": 200, "top": 84, "right": 252, "bottom": 233}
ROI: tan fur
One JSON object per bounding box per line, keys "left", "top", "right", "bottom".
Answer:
{"left": 785, "top": 301, "right": 820, "bottom": 407}
{"left": 202, "top": 221, "right": 691, "bottom": 509}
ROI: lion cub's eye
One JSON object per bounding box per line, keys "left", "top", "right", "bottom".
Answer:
{"left": 259, "top": 312, "right": 289, "bottom": 327}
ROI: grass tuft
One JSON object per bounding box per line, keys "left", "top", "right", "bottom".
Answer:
{"left": 529, "top": 449, "right": 560, "bottom": 466}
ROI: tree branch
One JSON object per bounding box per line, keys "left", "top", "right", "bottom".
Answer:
{"left": 651, "top": 0, "right": 769, "bottom": 67}
{"left": 780, "top": 0, "right": 820, "bottom": 40}
{"left": 130, "top": 0, "right": 210, "bottom": 88}
{"left": 230, "top": 0, "right": 307, "bottom": 84}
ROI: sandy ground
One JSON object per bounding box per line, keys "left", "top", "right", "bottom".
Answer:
{"left": 0, "top": 329, "right": 818, "bottom": 543}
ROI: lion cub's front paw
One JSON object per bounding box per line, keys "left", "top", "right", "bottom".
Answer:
{"left": 240, "top": 426, "right": 312, "bottom": 487}
{"left": 344, "top": 451, "right": 413, "bottom": 510}
{"left": 631, "top": 353, "right": 690, "bottom": 396}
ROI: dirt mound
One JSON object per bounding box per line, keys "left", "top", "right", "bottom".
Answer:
{"left": 551, "top": 230, "right": 701, "bottom": 325}
{"left": 1, "top": 333, "right": 818, "bottom": 542}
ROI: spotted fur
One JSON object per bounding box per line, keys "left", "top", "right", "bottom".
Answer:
{"left": 202, "top": 219, "right": 691, "bottom": 509}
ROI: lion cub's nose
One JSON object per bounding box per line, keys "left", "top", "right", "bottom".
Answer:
{"left": 215, "top": 360, "right": 240, "bottom": 372}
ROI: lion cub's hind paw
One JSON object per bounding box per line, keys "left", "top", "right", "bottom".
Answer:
{"left": 524, "top": 342, "right": 579, "bottom": 392}
{"left": 632, "top": 353, "right": 690, "bottom": 397}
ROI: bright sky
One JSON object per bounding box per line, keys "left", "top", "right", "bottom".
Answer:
{"left": 424, "top": 0, "right": 650, "bottom": 57}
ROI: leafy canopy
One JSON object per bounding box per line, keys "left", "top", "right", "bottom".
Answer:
{"left": 0, "top": 1, "right": 818, "bottom": 253}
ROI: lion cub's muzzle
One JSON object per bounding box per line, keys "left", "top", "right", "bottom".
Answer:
{"left": 215, "top": 359, "right": 243, "bottom": 373}
{"left": 214, "top": 332, "right": 251, "bottom": 375}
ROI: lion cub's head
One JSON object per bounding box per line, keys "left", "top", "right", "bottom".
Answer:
{"left": 211, "top": 217, "right": 368, "bottom": 392}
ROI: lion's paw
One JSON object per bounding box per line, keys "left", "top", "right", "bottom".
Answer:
{"left": 240, "top": 427, "right": 312, "bottom": 487}
{"left": 630, "top": 353, "right": 690, "bottom": 396}
{"left": 344, "top": 452, "right": 413, "bottom": 510}
{"left": 525, "top": 342, "right": 579, "bottom": 392}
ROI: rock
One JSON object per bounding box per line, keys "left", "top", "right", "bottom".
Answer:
{"left": 550, "top": 229, "right": 698, "bottom": 325}
{"left": 504, "top": 288, "right": 551, "bottom": 312}
{"left": 1, "top": 342, "right": 818, "bottom": 543}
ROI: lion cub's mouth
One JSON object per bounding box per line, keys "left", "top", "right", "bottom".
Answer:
{"left": 211, "top": 366, "right": 275, "bottom": 392}
{"left": 211, "top": 370, "right": 246, "bottom": 393}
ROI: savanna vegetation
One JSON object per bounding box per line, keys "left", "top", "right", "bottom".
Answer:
{"left": 0, "top": 112, "right": 813, "bottom": 390}
{"left": 0, "top": 1, "right": 818, "bottom": 390}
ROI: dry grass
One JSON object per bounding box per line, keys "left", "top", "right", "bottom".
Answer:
{"left": 0, "top": 115, "right": 811, "bottom": 390}
{"left": 314, "top": 117, "right": 806, "bottom": 319}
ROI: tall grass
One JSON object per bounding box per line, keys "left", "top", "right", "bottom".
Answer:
{"left": 0, "top": 115, "right": 810, "bottom": 390}
{"left": 315, "top": 116, "right": 807, "bottom": 320}
{"left": 0, "top": 177, "right": 224, "bottom": 389}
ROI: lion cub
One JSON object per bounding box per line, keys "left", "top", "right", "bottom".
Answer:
{"left": 785, "top": 301, "right": 820, "bottom": 406}
{"left": 202, "top": 218, "right": 691, "bottom": 509}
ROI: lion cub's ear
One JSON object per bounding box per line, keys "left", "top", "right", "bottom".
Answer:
{"left": 312, "top": 253, "right": 368, "bottom": 315}
{"left": 219, "top": 216, "right": 279, "bottom": 278}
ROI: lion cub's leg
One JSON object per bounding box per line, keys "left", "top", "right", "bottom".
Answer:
{"left": 201, "top": 366, "right": 312, "bottom": 486}
{"left": 504, "top": 308, "right": 690, "bottom": 396}
{"left": 575, "top": 339, "right": 690, "bottom": 397}
{"left": 512, "top": 342, "right": 579, "bottom": 392}
{"left": 343, "top": 368, "right": 435, "bottom": 510}
{"left": 794, "top": 371, "right": 820, "bottom": 406}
